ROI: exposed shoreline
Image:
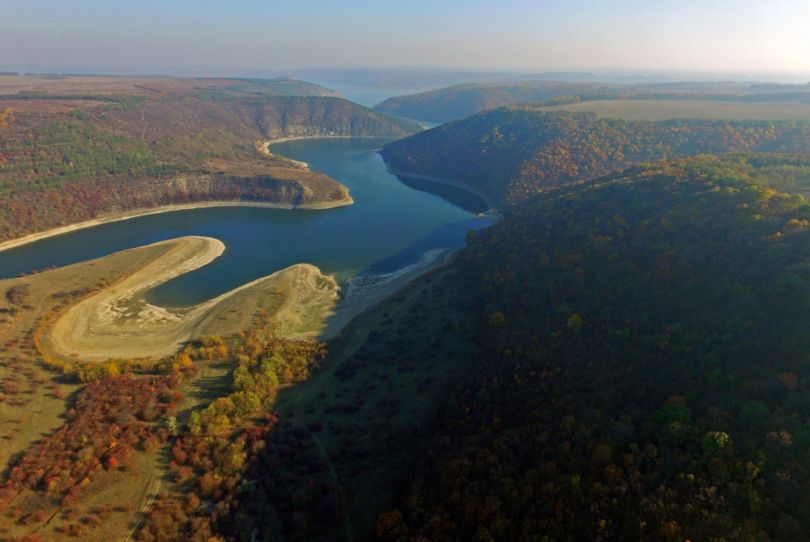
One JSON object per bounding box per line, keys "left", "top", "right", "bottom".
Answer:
{"left": 266, "top": 134, "right": 394, "bottom": 146}
{"left": 44, "top": 236, "right": 340, "bottom": 361}
{"left": 0, "top": 136, "right": 391, "bottom": 255}
{"left": 321, "top": 248, "right": 458, "bottom": 340}
{"left": 0, "top": 197, "right": 353, "bottom": 255}
{"left": 39, "top": 234, "right": 453, "bottom": 361}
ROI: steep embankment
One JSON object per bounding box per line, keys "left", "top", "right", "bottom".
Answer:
{"left": 0, "top": 77, "right": 420, "bottom": 242}
{"left": 380, "top": 108, "right": 810, "bottom": 205}
{"left": 0, "top": 170, "right": 353, "bottom": 253}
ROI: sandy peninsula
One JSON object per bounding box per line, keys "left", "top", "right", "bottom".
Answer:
{"left": 42, "top": 236, "right": 339, "bottom": 362}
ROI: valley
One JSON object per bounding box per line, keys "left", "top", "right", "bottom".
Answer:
{"left": 4, "top": 71, "right": 810, "bottom": 542}
{"left": 0, "top": 75, "right": 419, "bottom": 242}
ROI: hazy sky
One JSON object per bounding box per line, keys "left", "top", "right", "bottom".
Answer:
{"left": 3, "top": 0, "right": 810, "bottom": 76}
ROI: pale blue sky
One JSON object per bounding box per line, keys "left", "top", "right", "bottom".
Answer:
{"left": 2, "top": 0, "right": 809, "bottom": 75}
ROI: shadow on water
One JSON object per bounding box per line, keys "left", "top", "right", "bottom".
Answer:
{"left": 360, "top": 217, "right": 494, "bottom": 276}
{"left": 394, "top": 175, "right": 490, "bottom": 215}
{"left": 0, "top": 138, "right": 495, "bottom": 308}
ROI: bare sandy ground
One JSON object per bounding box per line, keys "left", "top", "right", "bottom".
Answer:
{"left": 267, "top": 135, "right": 362, "bottom": 145}
{"left": 43, "top": 236, "right": 339, "bottom": 362}
{"left": 321, "top": 248, "right": 457, "bottom": 340}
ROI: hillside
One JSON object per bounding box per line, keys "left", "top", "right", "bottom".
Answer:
{"left": 538, "top": 99, "right": 810, "bottom": 121}
{"left": 380, "top": 108, "right": 810, "bottom": 206}
{"left": 373, "top": 81, "right": 613, "bottom": 123}
{"left": 376, "top": 154, "right": 810, "bottom": 541}
{"left": 0, "top": 76, "right": 420, "bottom": 242}
{"left": 0, "top": 74, "right": 341, "bottom": 99}
{"left": 373, "top": 81, "right": 810, "bottom": 123}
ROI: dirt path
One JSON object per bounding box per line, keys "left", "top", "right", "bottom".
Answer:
{"left": 125, "top": 447, "right": 167, "bottom": 542}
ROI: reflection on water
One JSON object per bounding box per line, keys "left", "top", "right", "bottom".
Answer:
{"left": 0, "top": 138, "right": 491, "bottom": 307}
{"left": 394, "top": 175, "right": 490, "bottom": 214}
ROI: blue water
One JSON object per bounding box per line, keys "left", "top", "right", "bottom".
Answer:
{"left": 0, "top": 138, "right": 490, "bottom": 306}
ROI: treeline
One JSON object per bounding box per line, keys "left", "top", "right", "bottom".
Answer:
{"left": 373, "top": 80, "right": 810, "bottom": 123}
{"left": 374, "top": 81, "right": 615, "bottom": 123}
{"left": 136, "top": 316, "right": 325, "bottom": 541}
{"left": 0, "top": 169, "right": 349, "bottom": 242}
{"left": 381, "top": 109, "right": 810, "bottom": 205}
{"left": 1, "top": 375, "right": 179, "bottom": 505}
{"left": 376, "top": 154, "right": 810, "bottom": 540}
{"left": 0, "top": 111, "right": 352, "bottom": 241}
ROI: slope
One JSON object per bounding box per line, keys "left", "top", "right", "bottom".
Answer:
{"left": 378, "top": 154, "right": 810, "bottom": 541}
{"left": 380, "top": 108, "right": 810, "bottom": 206}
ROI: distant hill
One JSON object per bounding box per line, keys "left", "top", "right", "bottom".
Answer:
{"left": 537, "top": 99, "right": 810, "bottom": 121}
{"left": 374, "top": 81, "right": 615, "bottom": 123}
{"left": 374, "top": 80, "right": 810, "bottom": 123}
{"left": 0, "top": 75, "right": 340, "bottom": 99}
{"left": 378, "top": 153, "right": 810, "bottom": 541}
{"left": 286, "top": 68, "right": 519, "bottom": 91}
{"left": 380, "top": 108, "right": 810, "bottom": 205}
{"left": 0, "top": 76, "right": 420, "bottom": 242}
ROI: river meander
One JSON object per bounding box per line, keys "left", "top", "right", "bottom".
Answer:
{"left": 0, "top": 138, "right": 490, "bottom": 306}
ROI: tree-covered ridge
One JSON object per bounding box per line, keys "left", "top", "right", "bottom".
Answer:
{"left": 373, "top": 81, "right": 614, "bottom": 123}
{"left": 0, "top": 75, "right": 340, "bottom": 100}
{"left": 373, "top": 80, "right": 810, "bottom": 124}
{"left": 0, "top": 88, "right": 420, "bottom": 242}
{"left": 378, "top": 155, "right": 810, "bottom": 541}
{"left": 380, "top": 109, "right": 810, "bottom": 206}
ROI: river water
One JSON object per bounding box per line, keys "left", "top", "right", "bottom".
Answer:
{"left": 0, "top": 138, "right": 490, "bottom": 306}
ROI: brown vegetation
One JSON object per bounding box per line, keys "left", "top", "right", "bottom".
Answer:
{"left": 0, "top": 76, "right": 418, "bottom": 243}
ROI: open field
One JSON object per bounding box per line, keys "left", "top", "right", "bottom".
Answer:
{"left": 0, "top": 244, "right": 171, "bottom": 465}
{"left": 537, "top": 99, "right": 810, "bottom": 120}
{"left": 0, "top": 235, "right": 343, "bottom": 540}
{"left": 0, "top": 74, "right": 339, "bottom": 100}
{"left": 0, "top": 244, "right": 177, "bottom": 541}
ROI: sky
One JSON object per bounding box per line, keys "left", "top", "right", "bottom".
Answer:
{"left": 2, "top": 0, "right": 810, "bottom": 77}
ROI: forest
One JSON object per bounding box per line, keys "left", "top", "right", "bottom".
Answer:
{"left": 0, "top": 79, "right": 419, "bottom": 242}
{"left": 381, "top": 108, "right": 810, "bottom": 206}
{"left": 93, "top": 150, "right": 810, "bottom": 542}
{"left": 375, "top": 154, "right": 810, "bottom": 541}
{"left": 374, "top": 80, "right": 810, "bottom": 123}
{"left": 7, "top": 79, "right": 810, "bottom": 541}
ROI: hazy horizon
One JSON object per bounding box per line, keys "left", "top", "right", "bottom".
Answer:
{"left": 3, "top": 0, "right": 809, "bottom": 80}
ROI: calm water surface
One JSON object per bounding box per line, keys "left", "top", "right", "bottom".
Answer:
{"left": 0, "top": 138, "right": 490, "bottom": 306}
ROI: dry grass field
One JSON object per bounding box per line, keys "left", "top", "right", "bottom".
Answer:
{"left": 537, "top": 98, "right": 810, "bottom": 121}
{"left": 0, "top": 237, "right": 340, "bottom": 540}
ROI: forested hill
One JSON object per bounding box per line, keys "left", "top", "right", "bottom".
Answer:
{"left": 0, "top": 75, "right": 341, "bottom": 99}
{"left": 377, "top": 154, "right": 810, "bottom": 541}
{"left": 380, "top": 108, "right": 810, "bottom": 206}
{"left": 373, "top": 81, "right": 612, "bottom": 123}
{"left": 373, "top": 80, "right": 810, "bottom": 123}
{"left": 0, "top": 77, "right": 420, "bottom": 242}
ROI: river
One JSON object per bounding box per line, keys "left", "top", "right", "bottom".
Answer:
{"left": 0, "top": 138, "right": 491, "bottom": 306}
